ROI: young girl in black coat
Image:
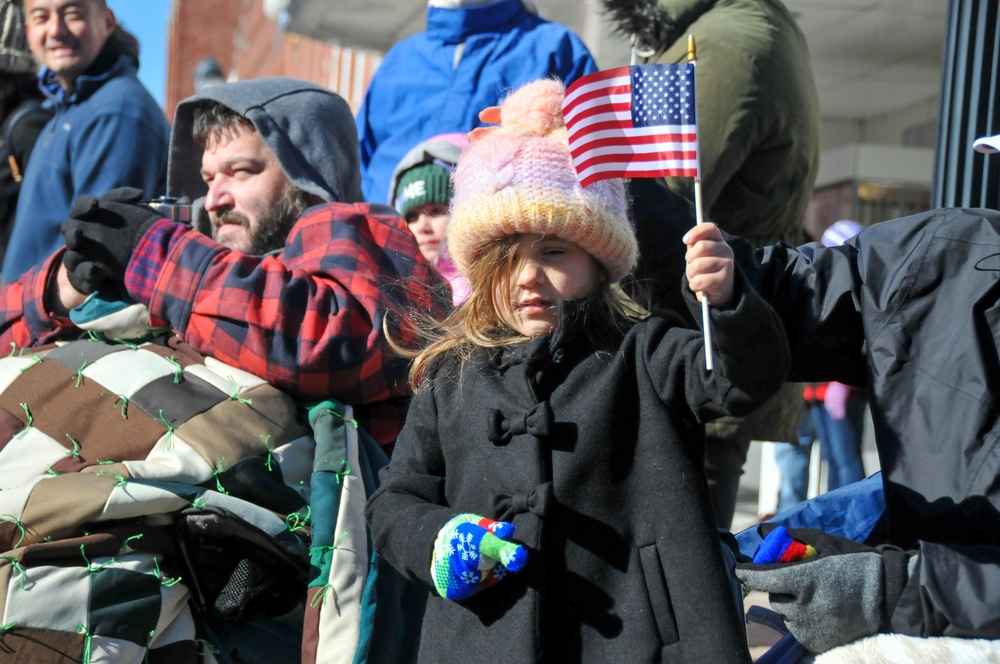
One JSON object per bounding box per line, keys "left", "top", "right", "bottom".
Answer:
{"left": 366, "top": 78, "right": 789, "bottom": 663}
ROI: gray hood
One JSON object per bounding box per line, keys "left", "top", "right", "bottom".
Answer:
{"left": 167, "top": 76, "right": 362, "bottom": 205}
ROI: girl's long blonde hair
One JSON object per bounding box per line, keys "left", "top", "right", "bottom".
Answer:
{"left": 399, "top": 234, "right": 648, "bottom": 391}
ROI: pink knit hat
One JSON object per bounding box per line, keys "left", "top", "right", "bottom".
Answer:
{"left": 447, "top": 79, "right": 638, "bottom": 283}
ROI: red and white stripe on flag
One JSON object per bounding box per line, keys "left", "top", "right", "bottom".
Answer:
{"left": 562, "top": 64, "right": 699, "bottom": 188}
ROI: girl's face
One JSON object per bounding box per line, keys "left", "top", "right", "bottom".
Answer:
{"left": 496, "top": 234, "right": 605, "bottom": 337}
{"left": 405, "top": 203, "right": 450, "bottom": 263}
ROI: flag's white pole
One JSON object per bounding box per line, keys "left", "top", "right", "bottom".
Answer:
{"left": 688, "top": 36, "right": 714, "bottom": 371}
{"left": 693, "top": 177, "right": 714, "bottom": 371}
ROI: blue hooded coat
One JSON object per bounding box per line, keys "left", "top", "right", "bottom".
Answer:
{"left": 355, "top": 0, "right": 597, "bottom": 203}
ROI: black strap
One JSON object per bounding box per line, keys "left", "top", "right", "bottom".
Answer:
{"left": 1, "top": 100, "right": 49, "bottom": 181}
{"left": 746, "top": 605, "right": 789, "bottom": 635}
{"left": 3, "top": 100, "right": 47, "bottom": 149}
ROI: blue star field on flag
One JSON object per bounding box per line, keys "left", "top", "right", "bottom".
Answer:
{"left": 630, "top": 64, "right": 697, "bottom": 128}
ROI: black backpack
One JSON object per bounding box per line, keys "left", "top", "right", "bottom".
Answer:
{"left": 0, "top": 99, "right": 54, "bottom": 267}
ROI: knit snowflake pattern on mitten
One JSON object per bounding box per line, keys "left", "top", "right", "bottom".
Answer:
{"left": 431, "top": 514, "right": 527, "bottom": 601}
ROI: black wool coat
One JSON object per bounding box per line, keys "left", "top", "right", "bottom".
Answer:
{"left": 367, "top": 279, "right": 789, "bottom": 663}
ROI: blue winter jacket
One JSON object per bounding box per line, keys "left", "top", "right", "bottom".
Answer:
{"left": 2, "top": 45, "right": 170, "bottom": 281}
{"left": 356, "top": 0, "right": 597, "bottom": 203}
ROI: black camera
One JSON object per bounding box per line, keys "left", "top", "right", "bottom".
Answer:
{"left": 145, "top": 196, "right": 192, "bottom": 223}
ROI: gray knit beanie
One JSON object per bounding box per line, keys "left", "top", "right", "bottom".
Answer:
{"left": 0, "top": 0, "right": 36, "bottom": 75}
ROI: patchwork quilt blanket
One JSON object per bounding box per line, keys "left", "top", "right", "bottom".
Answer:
{"left": 0, "top": 321, "right": 412, "bottom": 663}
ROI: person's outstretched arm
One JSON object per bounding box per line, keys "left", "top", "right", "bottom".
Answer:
{"left": 124, "top": 203, "right": 448, "bottom": 407}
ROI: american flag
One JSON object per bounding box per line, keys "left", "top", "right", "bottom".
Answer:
{"left": 562, "top": 63, "right": 699, "bottom": 188}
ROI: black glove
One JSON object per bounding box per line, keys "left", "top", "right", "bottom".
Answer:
{"left": 735, "top": 525, "right": 913, "bottom": 653}
{"left": 61, "top": 187, "right": 163, "bottom": 294}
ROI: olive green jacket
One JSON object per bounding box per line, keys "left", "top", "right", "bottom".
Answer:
{"left": 608, "top": 0, "right": 819, "bottom": 441}
{"left": 608, "top": 0, "right": 820, "bottom": 247}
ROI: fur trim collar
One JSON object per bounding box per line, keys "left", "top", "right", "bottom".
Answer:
{"left": 599, "top": 0, "right": 684, "bottom": 54}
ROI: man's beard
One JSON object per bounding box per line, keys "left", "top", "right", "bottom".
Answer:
{"left": 212, "top": 186, "right": 315, "bottom": 255}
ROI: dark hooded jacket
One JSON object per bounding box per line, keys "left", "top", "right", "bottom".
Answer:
{"left": 368, "top": 277, "right": 790, "bottom": 662}
{"left": 731, "top": 208, "right": 1000, "bottom": 639}
{"left": 630, "top": 178, "right": 1000, "bottom": 639}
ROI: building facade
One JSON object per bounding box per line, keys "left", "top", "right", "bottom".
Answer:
{"left": 166, "top": 0, "right": 380, "bottom": 120}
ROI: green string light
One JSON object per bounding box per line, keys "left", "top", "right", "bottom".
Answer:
{"left": 309, "top": 532, "right": 349, "bottom": 607}
{"left": 66, "top": 434, "right": 81, "bottom": 458}
{"left": 115, "top": 395, "right": 129, "bottom": 419}
{"left": 75, "top": 624, "right": 92, "bottom": 664}
{"left": 79, "top": 543, "right": 114, "bottom": 573}
{"left": 309, "top": 532, "right": 348, "bottom": 558}
{"left": 212, "top": 458, "right": 229, "bottom": 495}
{"left": 326, "top": 407, "right": 359, "bottom": 429}
{"left": 332, "top": 459, "right": 352, "bottom": 485}
{"left": 121, "top": 534, "right": 143, "bottom": 552}
{"left": 96, "top": 470, "right": 128, "bottom": 488}
{"left": 156, "top": 410, "right": 175, "bottom": 451}
{"left": 152, "top": 557, "right": 182, "bottom": 587}
{"left": 260, "top": 435, "right": 274, "bottom": 471}
{"left": 0, "top": 556, "right": 27, "bottom": 589}
{"left": 18, "top": 353, "right": 42, "bottom": 373}
{"left": 74, "top": 357, "right": 88, "bottom": 387}
{"left": 164, "top": 355, "right": 184, "bottom": 384}
{"left": 15, "top": 403, "right": 32, "bottom": 439}
{"left": 285, "top": 506, "right": 312, "bottom": 533}
{"left": 227, "top": 376, "right": 253, "bottom": 405}
{"left": 309, "top": 583, "right": 333, "bottom": 607}
{"left": 0, "top": 515, "right": 25, "bottom": 549}
{"left": 195, "top": 639, "right": 220, "bottom": 656}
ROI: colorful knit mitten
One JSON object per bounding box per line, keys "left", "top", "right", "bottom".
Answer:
{"left": 431, "top": 514, "right": 527, "bottom": 601}
{"left": 752, "top": 525, "right": 818, "bottom": 564}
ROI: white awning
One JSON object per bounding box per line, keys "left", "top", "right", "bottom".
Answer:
{"left": 264, "top": 0, "right": 629, "bottom": 63}
{"left": 265, "top": 0, "right": 425, "bottom": 53}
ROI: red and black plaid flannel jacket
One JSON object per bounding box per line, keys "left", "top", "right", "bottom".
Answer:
{"left": 0, "top": 202, "right": 449, "bottom": 447}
